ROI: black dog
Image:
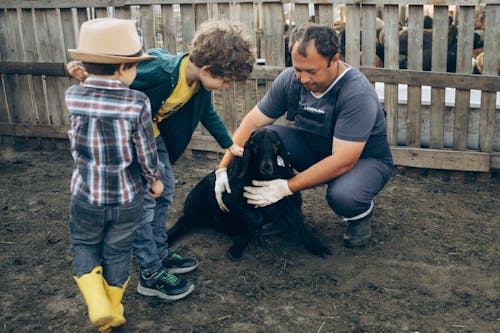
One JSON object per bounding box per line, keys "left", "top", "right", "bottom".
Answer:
{"left": 168, "top": 128, "right": 331, "bottom": 260}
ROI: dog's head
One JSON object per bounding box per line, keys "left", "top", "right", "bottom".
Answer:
{"left": 238, "top": 128, "right": 291, "bottom": 180}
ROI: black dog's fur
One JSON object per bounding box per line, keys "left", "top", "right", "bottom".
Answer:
{"left": 168, "top": 128, "right": 330, "bottom": 260}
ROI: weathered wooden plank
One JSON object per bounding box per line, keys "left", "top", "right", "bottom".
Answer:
{"left": 3, "top": 9, "right": 34, "bottom": 126}
{"left": 114, "top": 5, "right": 132, "bottom": 19}
{"left": 360, "top": 4, "right": 376, "bottom": 68}
{"left": 262, "top": 3, "right": 284, "bottom": 67}
{"left": 0, "top": 1, "right": 497, "bottom": 10}
{"left": 345, "top": 4, "right": 360, "bottom": 68}
{"left": 0, "top": 61, "right": 67, "bottom": 76}
{"left": 478, "top": 4, "right": 499, "bottom": 153}
{"left": 391, "top": 146, "right": 490, "bottom": 171}
{"left": 406, "top": 5, "right": 424, "bottom": 147}
{"left": 18, "top": 8, "right": 48, "bottom": 126}
{"left": 237, "top": 2, "right": 255, "bottom": 45}
{"left": 0, "top": 122, "right": 68, "bottom": 138}
{"left": 0, "top": 75, "right": 9, "bottom": 123}
{"left": 317, "top": 4, "right": 333, "bottom": 26}
{"left": 160, "top": 4, "right": 177, "bottom": 54}
{"left": 194, "top": 3, "right": 208, "bottom": 29}
{"left": 429, "top": 6, "right": 448, "bottom": 148}
{"left": 383, "top": 5, "right": 399, "bottom": 146}
{"left": 33, "top": 8, "right": 70, "bottom": 127}
{"left": 139, "top": 5, "right": 156, "bottom": 50}
{"left": 221, "top": 83, "right": 236, "bottom": 133}
{"left": 180, "top": 4, "right": 195, "bottom": 52}
{"left": 293, "top": 4, "right": 310, "bottom": 27}
{"left": 94, "top": 7, "right": 108, "bottom": 18}
{"left": 453, "top": 6, "right": 476, "bottom": 150}
{"left": 18, "top": 8, "right": 41, "bottom": 127}
{"left": 360, "top": 67, "right": 500, "bottom": 91}
{"left": 188, "top": 134, "right": 493, "bottom": 172}
{"left": 213, "top": 2, "right": 230, "bottom": 20}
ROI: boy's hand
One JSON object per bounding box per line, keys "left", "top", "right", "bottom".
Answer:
{"left": 148, "top": 180, "right": 164, "bottom": 199}
{"left": 228, "top": 144, "right": 243, "bottom": 157}
{"left": 67, "top": 61, "right": 89, "bottom": 82}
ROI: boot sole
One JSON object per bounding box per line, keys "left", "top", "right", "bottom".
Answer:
{"left": 343, "top": 233, "right": 371, "bottom": 248}
{"left": 136, "top": 283, "right": 195, "bottom": 301}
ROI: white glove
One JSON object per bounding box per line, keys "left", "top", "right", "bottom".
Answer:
{"left": 215, "top": 168, "right": 231, "bottom": 212}
{"left": 243, "top": 179, "right": 293, "bottom": 207}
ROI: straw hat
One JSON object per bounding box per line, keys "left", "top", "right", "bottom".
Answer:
{"left": 68, "top": 18, "right": 155, "bottom": 64}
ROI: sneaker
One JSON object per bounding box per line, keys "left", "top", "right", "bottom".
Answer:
{"left": 162, "top": 252, "right": 198, "bottom": 274}
{"left": 137, "top": 270, "right": 194, "bottom": 301}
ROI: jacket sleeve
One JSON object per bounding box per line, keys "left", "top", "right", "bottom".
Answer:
{"left": 199, "top": 93, "right": 233, "bottom": 149}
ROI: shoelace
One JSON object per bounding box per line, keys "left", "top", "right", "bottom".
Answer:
{"left": 170, "top": 253, "right": 183, "bottom": 260}
{"left": 159, "top": 271, "right": 178, "bottom": 284}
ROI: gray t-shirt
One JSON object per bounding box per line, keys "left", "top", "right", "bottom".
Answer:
{"left": 257, "top": 67, "right": 392, "bottom": 163}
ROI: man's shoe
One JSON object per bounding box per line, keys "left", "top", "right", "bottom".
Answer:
{"left": 343, "top": 210, "right": 373, "bottom": 248}
{"left": 162, "top": 252, "right": 198, "bottom": 274}
{"left": 137, "top": 270, "right": 194, "bottom": 301}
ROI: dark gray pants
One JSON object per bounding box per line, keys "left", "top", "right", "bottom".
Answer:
{"left": 267, "top": 125, "right": 393, "bottom": 219}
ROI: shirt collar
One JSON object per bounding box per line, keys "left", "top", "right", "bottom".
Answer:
{"left": 83, "top": 77, "right": 129, "bottom": 90}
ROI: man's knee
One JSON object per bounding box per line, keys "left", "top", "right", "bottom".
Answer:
{"left": 326, "top": 188, "right": 371, "bottom": 219}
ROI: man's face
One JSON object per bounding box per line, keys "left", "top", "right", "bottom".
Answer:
{"left": 291, "top": 40, "right": 337, "bottom": 94}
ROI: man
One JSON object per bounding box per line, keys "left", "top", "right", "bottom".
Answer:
{"left": 214, "top": 23, "right": 393, "bottom": 247}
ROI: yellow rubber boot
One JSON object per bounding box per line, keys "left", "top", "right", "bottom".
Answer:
{"left": 101, "top": 277, "right": 130, "bottom": 330}
{"left": 73, "top": 266, "right": 114, "bottom": 332}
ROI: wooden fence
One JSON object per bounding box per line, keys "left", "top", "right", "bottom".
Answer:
{"left": 0, "top": 0, "right": 499, "bottom": 172}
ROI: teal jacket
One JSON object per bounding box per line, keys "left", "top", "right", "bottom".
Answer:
{"left": 131, "top": 48, "right": 233, "bottom": 164}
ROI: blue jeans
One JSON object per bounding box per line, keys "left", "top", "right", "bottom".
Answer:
{"left": 268, "top": 124, "right": 393, "bottom": 219}
{"left": 132, "top": 136, "right": 175, "bottom": 275}
{"left": 69, "top": 194, "right": 143, "bottom": 287}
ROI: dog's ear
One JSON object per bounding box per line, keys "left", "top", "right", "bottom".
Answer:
{"left": 237, "top": 133, "right": 255, "bottom": 179}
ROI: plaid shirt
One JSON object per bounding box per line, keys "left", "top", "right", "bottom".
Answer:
{"left": 65, "top": 77, "right": 161, "bottom": 205}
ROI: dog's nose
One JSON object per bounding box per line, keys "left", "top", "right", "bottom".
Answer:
{"left": 260, "top": 162, "right": 273, "bottom": 176}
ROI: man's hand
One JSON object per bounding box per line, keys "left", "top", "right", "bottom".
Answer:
{"left": 67, "top": 60, "right": 89, "bottom": 82}
{"left": 243, "top": 179, "right": 293, "bottom": 207}
{"left": 214, "top": 168, "right": 231, "bottom": 212}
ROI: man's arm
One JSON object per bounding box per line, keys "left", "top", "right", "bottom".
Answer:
{"left": 288, "top": 138, "right": 365, "bottom": 192}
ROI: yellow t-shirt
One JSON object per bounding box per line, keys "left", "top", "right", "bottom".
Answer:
{"left": 152, "top": 56, "right": 199, "bottom": 137}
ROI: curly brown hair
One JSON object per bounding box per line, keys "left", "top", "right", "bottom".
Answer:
{"left": 189, "top": 20, "right": 255, "bottom": 82}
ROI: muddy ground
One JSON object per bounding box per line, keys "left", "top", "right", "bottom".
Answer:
{"left": 0, "top": 145, "right": 498, "bottom": 333}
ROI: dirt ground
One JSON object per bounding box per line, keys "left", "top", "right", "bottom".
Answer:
{"left": 0, "top": 144, "right": 498, "bottom": 333}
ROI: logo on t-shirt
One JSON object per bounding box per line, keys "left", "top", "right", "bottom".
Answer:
{"left": 303, "top": 105, "right": 326, "bottom": 114}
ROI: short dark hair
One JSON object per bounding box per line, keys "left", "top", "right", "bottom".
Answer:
{"left": 82, "top": 51, "right": 141, "bottom": 75}
{"left": 289, "top": 23, "right": 339, "bottom": 64}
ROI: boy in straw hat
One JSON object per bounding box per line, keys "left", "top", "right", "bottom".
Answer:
{"left": 65, "top": 18, "right": 163, "bottom": 332}
{"left": 67, "top": 20, "right": 255, "bottom": 302}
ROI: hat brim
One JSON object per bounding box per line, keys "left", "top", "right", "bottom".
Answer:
{"left": 68, "top": 50, "right": 156, "bottom": 64}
